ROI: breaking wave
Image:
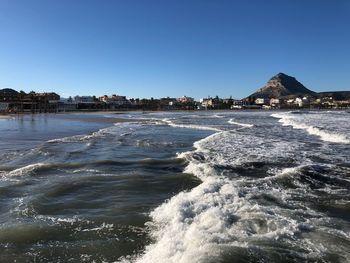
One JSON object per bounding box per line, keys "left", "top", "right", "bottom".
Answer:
{"left": 135, "top": 112, "right": 350, "bottom": 263}
{"left": 6, "top": 163, "right": 50, "bottom": 177}
{"left": 162, "top": 118, "right": 222, "bottom": 132}
{"left": 228, "top": 118, "right": 254, "bottom": 128}
{"left": 271, "top": 113, "right": 350, "bottom": 144}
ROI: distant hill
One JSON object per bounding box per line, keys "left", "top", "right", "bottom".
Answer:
{"left": 0, "top": 88, "right": 19, "bottom": 95}
{"left": 247, "top": 73, "right": 315, "bottom": 99}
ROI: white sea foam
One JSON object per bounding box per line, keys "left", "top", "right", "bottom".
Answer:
{"left": 213, "top": 114, "right": 225, "bottom": 118}
{"left": 136, "top": 177, "right": 313, "bottom": 262}
{"left": 162, "top": 118, "right": 222, "bottom": 132}
{"left": 228, "top": 118, "right": 254, "bottom": 128}
{"left": 47, "top": 134, "right": 93, "bottom": 143}
{"left": 7, "top": 163, "right": 48, "bottom": 177}
{"left": 81, "top": 222, "right": 114, "bottom": 232}
{"left": 179, "top": 131, "right": 299, "bottom": 170}
{"left": 271, "top": 113, "right": 350, "bottom": 144}
{"left": 135, "top": 130, "right": 327, "bottom": 263}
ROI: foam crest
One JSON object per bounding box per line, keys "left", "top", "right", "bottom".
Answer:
{"left": 7, "top": 163, "right": 48, "bottom": 177}
{"left": 136, "top": 171, "right": 317, "bottom": 262}
{"left": 136, "top": 131, "right": 327, "bottom": 262}
{"left": 137, "top": 178, "right": 247, "bottom": 263}
{"left": 271, "top": 113, "right": 350, "bottom": 144}
{"left": 162, "top": 118, "right": 222, "bottom": 132}
{"left": 228, "top": 118, "right": 254, "bottom": 128}
{"left": 181, "top": 131, "right": 298, "bottom": 170}
{"left": 47, "top": 134, "right": 93, "bottom": 143}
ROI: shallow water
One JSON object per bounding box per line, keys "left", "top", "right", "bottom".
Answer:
{"left": 0, "top": 111, "right": 349, "bottom": 262}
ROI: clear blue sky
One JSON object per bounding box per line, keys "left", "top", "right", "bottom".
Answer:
{"left": 0, "top": 0, "right": 349, "bottom": 99}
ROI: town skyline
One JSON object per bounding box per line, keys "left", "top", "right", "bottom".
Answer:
{"left": 2, "top": 71, "right": 349, "bottom": 114}
{"left": 0, "top": 72, "right": 350, "bottom": 100}
{"left": 1, "top": 1, "right": 350, "bottom": 99}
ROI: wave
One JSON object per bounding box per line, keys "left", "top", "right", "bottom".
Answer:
{"left": 47, "top": 134, "right": 94, "bottom": 143}
{"left": 7, "top": 163, "right": 50, "bottom": 177}
{"left": 162, "top": 118, "right": 222, "bottom": 132}
{"left": 133, "top": 117, "right": 350, "bottom": 263}
{"left": 228, "top": 118, "right": 254, "bottom": 128}
{"left": 135, "top": 131, "right": 326, "bottom": 262}
{"left": 271, "top": 113, "right": 350, "bottom": 144}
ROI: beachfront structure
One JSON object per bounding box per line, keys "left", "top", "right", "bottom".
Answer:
{"left": 58, "top": 98, "right": 77, "bottom": 112}
{"left": 177, "top": 96, "right": 194, "bottom": 104}
{"left": 74, "top": 96, "right": 95, "bottom": 103}
{"left": 99, "top": 94, "right": 129, "bottom": 105}
{"left": 255, "top": 98, "right": 266, "bottom": 105}
{"left": 0, "top": 89, "right": 60, "bottom": 113}
{"left": 270, "top": 98, "right": 280, "bottom": 108}
{"left": 200, "top": 97, "right": 221, "bottom": 109}
{"left": 73, "top": 96, "right": 97, "bottom": 110}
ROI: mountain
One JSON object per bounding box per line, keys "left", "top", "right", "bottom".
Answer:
{"left": 247, "top": 73, "right": 315, "bottom": 99}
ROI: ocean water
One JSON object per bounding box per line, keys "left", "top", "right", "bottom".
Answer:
{"left": 0, "top": 111, "right": 349, "bottom": 263}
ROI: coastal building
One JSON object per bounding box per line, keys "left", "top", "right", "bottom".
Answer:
{"left": 0, "top": 90, "right": 60, "bottom": 113}
{"left": 99, "top": 95, "right": 129, "bottom": 104}
{"left": 255, "top": 98, "right": 266, "bottom": 105}
{"left": 231, "top": 100, "right": 243, "bottom": 109}
{"left": 200, "top": 97, "right": 222, "bottom": 109}
{"left": 18, "top": 92, "right": 60, "bottom": 113}
{"left": 177, "top": 96, "right": 194, "bottom": 104}
{"left": 74, "top": 96, "right": 95, "bottom": 103}
{"left": 269, "top": 98, "right": 280, "bottom": 108}
{"left": 230, "top": 99, "right": 244, "bottom": 109}
{"left": 73, "top": 96, "right": 102, "bottom": 110}
{"left": 58, "top": 98, "right": 77, "bottom": 112}
{"left": 98, "top": 94, "right": 130, "bottom": 110}
{"left": 295, "top": 97, "right": 303, "bottom": 107}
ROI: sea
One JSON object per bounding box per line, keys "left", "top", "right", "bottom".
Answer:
{"left": 0, "top": 110, "right": 349, "bottom": 263}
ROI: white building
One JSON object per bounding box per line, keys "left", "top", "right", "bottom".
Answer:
{"left": 295, "top": 97, "right": 303, "bottom": 107}
{"left": 255, "top": 98, "right": 266, "bottom": 105}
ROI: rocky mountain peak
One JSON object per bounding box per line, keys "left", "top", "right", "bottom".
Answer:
{"left": 248, "top": 73, "right": 315, "bottom": 99}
